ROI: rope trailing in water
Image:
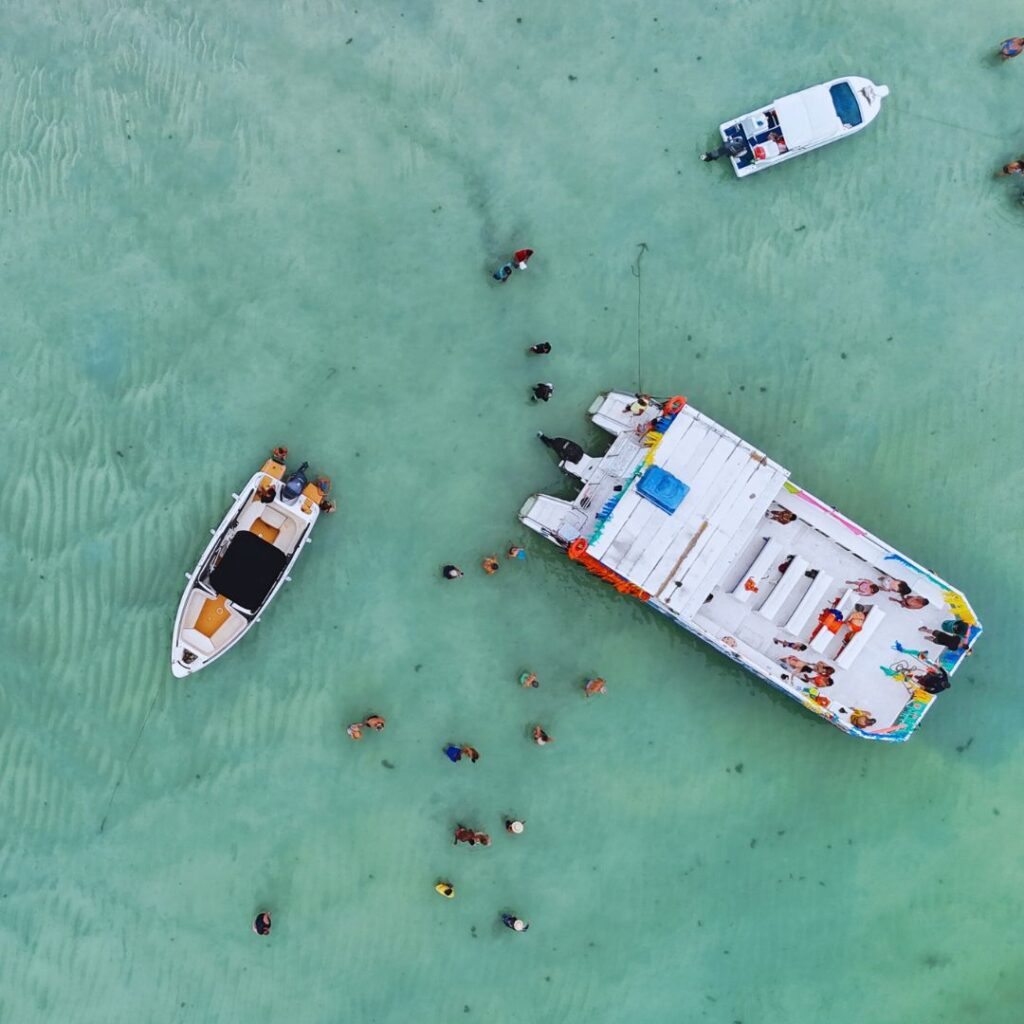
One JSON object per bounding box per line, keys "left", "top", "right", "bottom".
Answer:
{"left": 631, "top": 242, "right": 648, "bottom": 392}
{"left": 98, "top": 681, "right": 164, "bottom": 833}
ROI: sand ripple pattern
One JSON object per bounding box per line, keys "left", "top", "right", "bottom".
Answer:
{"left": 1, "top": 1, "right": 1020, "bottom": 1023}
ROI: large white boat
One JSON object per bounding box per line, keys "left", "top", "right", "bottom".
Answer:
{"left": 170, "top": 449, "right": 332, "bottom": 678}
{"left": 703, "top": 76, "right": 889, "bottom": 177}
{"left": 520, "top": 393, "right": 980, "bottom": 742}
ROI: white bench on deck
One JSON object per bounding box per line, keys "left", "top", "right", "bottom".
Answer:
{"left": 809, "top": 588, "right": 855, "bottom": 652}
{"left": 834, "top": 606, "right": 885, "bottom": 669}
{"left": 757, "top": 556, "right": 808, "bottom": 620}
{"left": 731, "top": 538, "right": 782, "bottom": 603}
{"left": 782, "top": 571, "right": 833, "bottom": 636}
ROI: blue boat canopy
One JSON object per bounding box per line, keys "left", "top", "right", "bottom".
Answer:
{"left": 637, "top": 465, "right": 689, "bottom": 514}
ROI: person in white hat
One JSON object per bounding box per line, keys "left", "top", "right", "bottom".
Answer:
{"left": 501, "top": 913, "right": 529, "bottom": 932}
{"left": 505, "top": 819, "right": 525, "bottom": 835}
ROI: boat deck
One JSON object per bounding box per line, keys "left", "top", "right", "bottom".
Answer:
{"left": 520, "top": 391, "right": 981, "bottom": 740}
{"left": 692, "top": 493, "right": 963, "bottom": 727}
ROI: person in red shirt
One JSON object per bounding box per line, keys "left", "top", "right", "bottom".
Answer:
{"left": 514, "top": 248, "right": 534, "bottom": 269}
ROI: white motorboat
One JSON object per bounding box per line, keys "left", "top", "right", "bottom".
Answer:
{"left": 170, "top": 448, "right": 333, "bottom": 678}
{"left": 703, "top": 76, "right": 890, "bottom": 177}
{"left": 521, "top": 393, "right": 980, "bottom": 742}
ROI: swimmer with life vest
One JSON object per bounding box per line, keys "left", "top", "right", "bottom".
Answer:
{"left": 435, "top": 881, "right": 455, "bottom": 898}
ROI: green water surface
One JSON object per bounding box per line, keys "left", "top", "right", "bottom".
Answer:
{"left": 2, "top": 1, "right": 1023, "bottom": 1022}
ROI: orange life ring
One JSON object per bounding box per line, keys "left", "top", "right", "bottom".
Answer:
{"left": 567, "top": 537, "right": 588, "bottom": 560}
{"left": 663, "top": 396, "right": 686, "bottom": 415}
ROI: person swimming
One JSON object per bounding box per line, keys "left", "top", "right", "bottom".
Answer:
{"left": 252, "top": 911, "right": 272, "bottom": 936}
{"left": 532, "top": 725, "right": 552, "bottom": 745}
{"left": 531, "top": 382, "right": 554, "bottom": 402}
{"left": 492, "top": 261, "right": 514, "bottom": 282}
{"left": 501, "top": 913, "right": 529, "bottom": 932}
{"left": 442, "top": 564, "right": 464, "bottom": 579}
{"left": 528, "top": 341, "right": 551, "bottom": 354}
{"left": 520, "top": 671, "right": 539, "bottom": 688}
{"left": 435, "top": 881, "right": 455, "bottom": 898}
{"left": 1000, "top": 36, "right": 1024, "bottom": 59}
{"left": 583, "top": 677, "right": 607, "bottom": 697}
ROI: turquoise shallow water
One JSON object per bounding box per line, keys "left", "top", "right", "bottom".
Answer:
{"left": 2, "top": 1, "right": 1023, "bottom": 1021}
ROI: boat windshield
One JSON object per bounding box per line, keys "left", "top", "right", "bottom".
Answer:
{"left": 829, "top": 83, "right": 862, "bottom": 127}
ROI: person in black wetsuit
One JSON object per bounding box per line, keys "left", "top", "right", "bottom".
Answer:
{"left": 531, "top": 382, "right": 554, "bottom": 402}
{"left": 252, "top": 911, "right": 272, "bottom": 936}
{"left": 528, "top": 341, "right": 552, "bottom": 354}
{"left": 700, "top": 135, "right": 747, "bottom": 162}
{"left": 918, "top": 627, "right": 969, "bottom": 652}
{"left": 537, "top": 433, "right": 584, "bottom": 464}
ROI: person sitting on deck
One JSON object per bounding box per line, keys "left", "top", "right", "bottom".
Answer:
{"left": 624, "top": 393, "right": 652, "bottom": 416}
{"left": 835, "top": 604, "right": 870, "bottom": 656}
{"left": 809, "top": 603, "right": 844, "bottom": 642}
{"left": 849, "top": 709, "right": 877, "bottom": 729}
{"left": 912, "top": 666, "right": 950, "bottom": 694}
{"left": 766, "top": 508, "right": 797, "bottom": 524}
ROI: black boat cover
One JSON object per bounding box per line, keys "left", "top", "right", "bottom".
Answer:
{"left": 210, "top": 530, "right": 288, "bottom": 611}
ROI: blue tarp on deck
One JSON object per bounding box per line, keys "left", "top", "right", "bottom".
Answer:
{"left": 636, "top": 465, "right": 689, "bottom": 514}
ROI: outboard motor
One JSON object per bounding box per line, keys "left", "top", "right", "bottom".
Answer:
{"left": 281, "top": 461, "right": 309, "bottom": 503}
{"left": 538, "top": 433, "right": 584, "bottom": 465}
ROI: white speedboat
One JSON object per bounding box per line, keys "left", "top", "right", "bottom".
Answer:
{"left": 170, "top": 449, "right": 333, "bottom": 677}
{"left": 703, "top": 76, "right": 890, "bottom": 177}
{"left": 521, "top": 393, "right": 980, "bottom": 742}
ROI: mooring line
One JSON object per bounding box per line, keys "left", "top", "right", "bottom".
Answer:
{"left": 632, "top": 242, "right": 648, "bottom": 391}
{"left": 98, "top": 681, "right": 163, "bottom": 833}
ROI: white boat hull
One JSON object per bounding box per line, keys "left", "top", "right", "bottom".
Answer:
{"left": 521, "top": 392, "right": 980, "bottom": 742}
{"left": 714, "top": 75, "right": 890, "bottom": 177}
{"left": 170, "top": 465, "right": 321, "bottom": 677}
